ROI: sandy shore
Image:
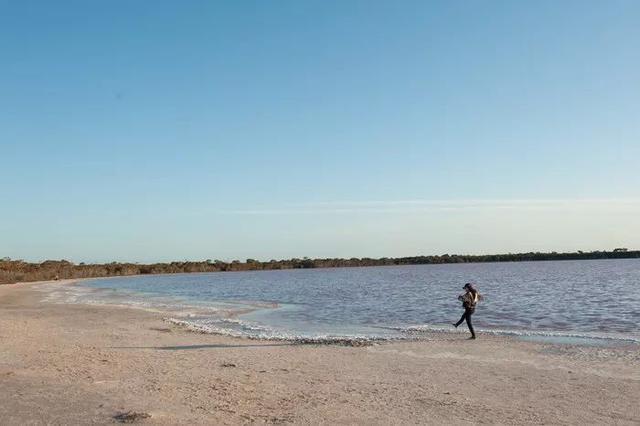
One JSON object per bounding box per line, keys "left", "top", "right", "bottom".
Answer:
{"left": 1, "top": 281, "right": 639, "bottom": 425}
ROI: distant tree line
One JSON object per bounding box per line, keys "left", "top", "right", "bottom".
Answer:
{"left": 1, "top": 249, "right": 638, "bottom": 284}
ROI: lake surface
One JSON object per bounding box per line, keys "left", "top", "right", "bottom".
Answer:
{"left": 51, "top": 259, "right": 640, "bottom": 344}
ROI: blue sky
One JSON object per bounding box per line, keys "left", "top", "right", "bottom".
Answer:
{"left": 1, "top": 1, "right": 639, "bottom": 262}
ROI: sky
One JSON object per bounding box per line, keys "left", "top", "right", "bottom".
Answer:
{"left": 1, "top": 0, "right": 639, "bottom": 263}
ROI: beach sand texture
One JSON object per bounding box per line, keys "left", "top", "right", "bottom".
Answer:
{"left": 1, "top": 281, "right": 638, "bottom": 425}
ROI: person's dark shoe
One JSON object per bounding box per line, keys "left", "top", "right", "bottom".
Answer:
{"left": 452, "top": 323, "right": 458, "bottom": 328}
{"left": 468, "top": 336, "right": 476, "bottom": 340}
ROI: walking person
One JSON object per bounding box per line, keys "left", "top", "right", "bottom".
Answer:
{"left": 453, "top": 283, "right": 482, "bottom": 339}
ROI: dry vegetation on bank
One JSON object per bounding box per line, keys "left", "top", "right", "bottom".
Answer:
{"left": 1, "top": 249, "right": 637, "bottom": 284}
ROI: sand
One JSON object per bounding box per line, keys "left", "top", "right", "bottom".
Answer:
{"left": 1, "top": 280, "right": 638, "bottom": 425}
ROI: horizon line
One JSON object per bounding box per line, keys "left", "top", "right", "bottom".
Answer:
{"left": 3, "top": 247, "right": 637, "bottom": 265}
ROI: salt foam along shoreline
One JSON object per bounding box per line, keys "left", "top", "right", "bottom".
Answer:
{"left": 36, "top": 278, "right": 640, "bottom": 347}
{"left": 164, "top": 315, "right": 640, "bottom": 347}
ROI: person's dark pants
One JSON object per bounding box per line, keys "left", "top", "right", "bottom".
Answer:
{"left": 455, "top": 308, "right": 476, "bottom": 338}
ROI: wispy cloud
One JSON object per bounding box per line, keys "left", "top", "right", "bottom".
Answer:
{"left": 219, "top": 198, "right": 640, "bottom": 215}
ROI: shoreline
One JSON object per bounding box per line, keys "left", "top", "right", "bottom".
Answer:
{"left": 3, "top": 256, "right": 639, "bottom": 286}
{"left": 1, "top": 280, "right": 639, "bottom": 424}
{"left": 37, "top": 278, "right": 640, "bottom": 348}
